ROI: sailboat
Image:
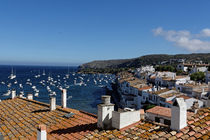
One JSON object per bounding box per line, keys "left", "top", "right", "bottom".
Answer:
{"left": 34, "top": 89, "right": 39, "bottom": 97}
{"left": 42, "top": 69, "right": 46, "bottom": 76}
{"left": 66, "top": 66, "right": 70, "bottom": 78}
{"left": 8, "top": 67, "right": 16, "bottom": 79}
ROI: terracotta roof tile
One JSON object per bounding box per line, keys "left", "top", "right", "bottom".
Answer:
{"left": 0, "top": 97, "right": 210, "bottom": 140}
{"left": 0, "top": 97, "right": 97, "bottom": 139}
{"left": 146, "top": 106, "right": 171, "bottom": 118}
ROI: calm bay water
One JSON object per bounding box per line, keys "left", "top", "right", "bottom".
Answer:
{"left": 0, "top": 65, "right": 115, "bottom": 114}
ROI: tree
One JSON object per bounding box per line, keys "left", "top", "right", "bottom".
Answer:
{"left": 155, "top": 65, "right": 175, "bottom": 72}
{"left": 145, "top": 104, "right": 156, "bottom": 110}
{"left": 190, "top": 72, "right": 205, "bottom": 82}
{"left": 176, "top": 70, "right": 184, "bottom": 75}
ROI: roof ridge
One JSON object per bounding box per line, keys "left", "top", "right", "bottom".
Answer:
{"left": 16, "top": 97, "right": 97, "bottom": 118}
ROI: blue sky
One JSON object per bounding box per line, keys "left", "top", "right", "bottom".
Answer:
{"left": 0, "top": 0, "right": 210, "bottom": 66}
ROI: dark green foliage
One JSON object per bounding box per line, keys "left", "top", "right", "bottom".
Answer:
{"left": 176, "top": 70, "right": 185, "bottom": 75}
{"left": 155, "top": 65, "right": 176, "bottom": 72}
{"left": 78, "top": 67, "right": 129, "bottom": 74}
{"left": 78, "top": 53, "right": 210, "bottom": 73}
{"left": 145, "top": 104, "right": 156, "bottom": 110}
{"left": 190, "top": 72, "right": 205, "bottom": 82}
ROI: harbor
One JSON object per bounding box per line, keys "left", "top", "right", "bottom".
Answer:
{"left": 0, "top": 65, "right": 115, "bottom": 114}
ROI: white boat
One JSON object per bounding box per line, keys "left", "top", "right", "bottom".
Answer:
{"left": 20, "top": 91, "right": 24, "bottom": 94}
{"left": 67, "top": 96, "right": 72, "bottom": 100}
{"left": 8, "top": 68, "right": 16, "bottom": 79}
{"left": 35, "top": 92, "right": 39, "bottom": 97}
{"left": 66, "top": 74, "right": 70, "bottom": 79}
{"left": 3, "top": 90, "right": 11, "bottom": 96}
{"left": 19, "top": 84, "right": 23, "bottom": 88}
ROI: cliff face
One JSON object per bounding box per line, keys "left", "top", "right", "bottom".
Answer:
{"left": 78, "top": 53, "right": 210, "bottom": 71}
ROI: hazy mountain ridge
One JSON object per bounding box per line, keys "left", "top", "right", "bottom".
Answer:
{"left": 78, "top": 53, "right": 210, "bottom": 72}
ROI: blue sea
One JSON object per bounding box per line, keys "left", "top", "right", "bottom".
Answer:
{"left": 0, "top": 65, "right": 115, "bottom": 114}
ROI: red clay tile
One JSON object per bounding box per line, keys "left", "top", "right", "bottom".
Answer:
{"left": 176, "top": 132, "right": 183, "bottom": 138}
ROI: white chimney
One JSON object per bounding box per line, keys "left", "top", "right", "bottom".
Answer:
{"left": 50, "top": 94, "right": 56, "bottom": 111}
{"left": 202, "top": 88, "right": 205, "bottom": 93}
{"left": 172, "top": 74, "right": 175, "bottom": 80}
{"left": 19, "top": 93, "right": 24, "bottom": 98}
{"left": 61, "top": 89, "right": 67, "bottom": 108}
{"left": 27, "top": 94, "right": 33, "bottom": 100}
{"left": 11, "top": 90, "right": 16, "bottom": 99}
{"left": 171, "top": 98, "right": 187, "bottom": 131}
{"left": 37, "top": 124, "right": 47, "bottom": 140}
{"left": 97, "top": 95, "right": 114, "bottom": 129}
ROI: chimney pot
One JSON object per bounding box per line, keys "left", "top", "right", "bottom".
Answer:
{"left": 11, "top": 89, "right": 16, "bottom": 99}
{"left": 101, "top": 95, "right": 111, "bottom": 104}
{"left": 62, "top": 89, "right": 67, "bottom": 108}
{"left": 50, "top": 94, "right": 56, "bottom": 111}
{"left": 37, "top": 124, "right": 47, "bottom": 140}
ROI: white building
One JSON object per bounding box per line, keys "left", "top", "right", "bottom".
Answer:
{"left": 176, "top": 82, "right": 209, "bottom": 99}
{"left": 153, "top": 72, "right": 176, "bottom": 86}
{"left": 177, "top": 63, "right": 209, "bottom": 73}
{"left": 146, "top": 106, "right": 171, "bottom": 125}
{"left": 152, "top": 72, "right": 190, "bottom": 88}
{"left": 135, "top": 66, "right": 155, "bottom": 79}
{"left": 171, "top": 95, "right": 203, "bottom": 110}
{"left": 146, "top": 98, "right": 188, "bottom": 131}
{"left": 117, "top": 77, "right": 149, "bottom": 109}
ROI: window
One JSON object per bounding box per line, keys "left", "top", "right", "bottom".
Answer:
{"left": 149, "top": 95, "right": 152, "bottom": 100}
{"left": 126, "top": 83, "right": 129, "bottom": 87}
{"left": 138, "top": 91, "right": 142, "bottom": 96}
{"left": 155, "top": 117, "right": 160, "bottom": 123}
{"left": 164, "top": 119, "right": 171, "bottom": 125}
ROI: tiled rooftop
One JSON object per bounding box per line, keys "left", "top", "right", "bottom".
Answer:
{"left": 149, "top": 88, "right": 174, "bottom": 95}
{"left": 83, "top": 107, "right": 210, "bottom": 140}
{"left": 0, "top": 97, "right": 97, "bottom": 140}
{"left": 176, "top": 95, "right": 191, "bottom": 100}
{"left": 0, "top": 97, "right": 209, "bottom": 140}
{"left": 138, "top": 86, "right": 152, "bottom": 91}
{"left": 159, "top": 92, "right": 181, "bottom": 98}
{"left": 162, "top": 76, "right": 188, "bottom": 81}
{"left": 146, "top": 106, "right": 195, "bottom": 119}
{"left": 146, "top": 106, "right": 171, "bottom": 118}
